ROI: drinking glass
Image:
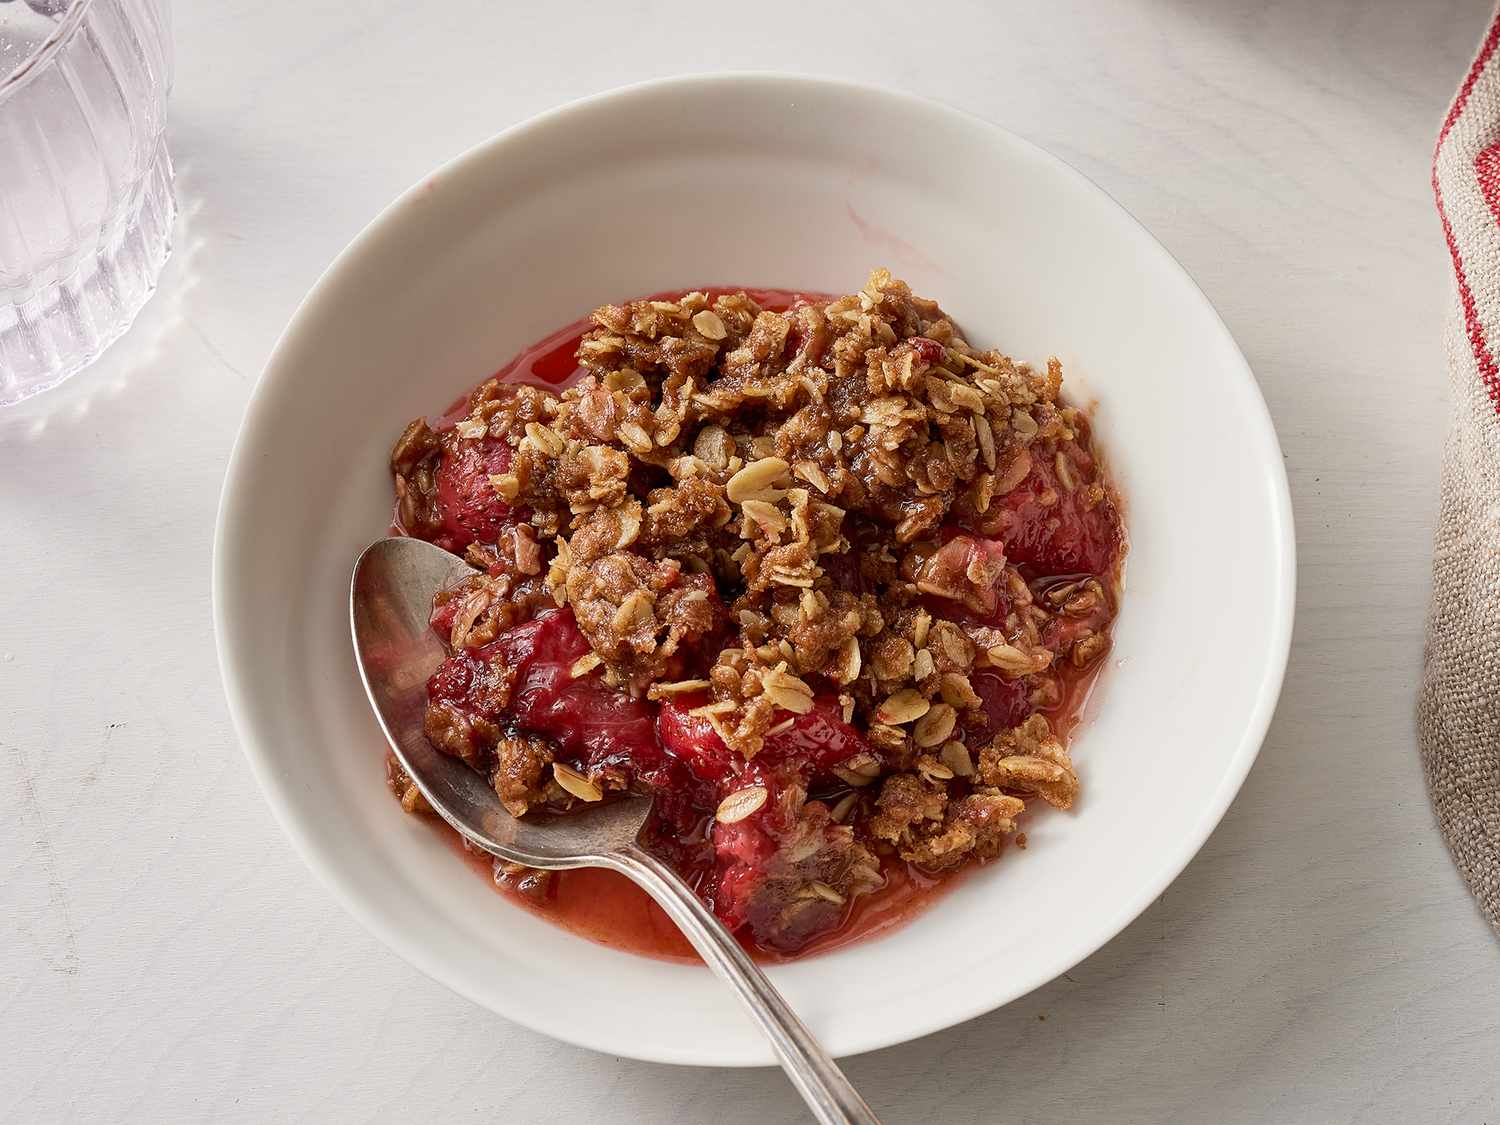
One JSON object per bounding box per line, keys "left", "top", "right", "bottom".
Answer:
{"left": 0, "top": 0, "right": 173, "bottom": 406}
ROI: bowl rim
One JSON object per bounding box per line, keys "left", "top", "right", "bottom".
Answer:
{"left": 212, "top": 70, "right": 1296, "bottom": 1066}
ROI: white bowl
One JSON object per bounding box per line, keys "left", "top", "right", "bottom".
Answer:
{"left": 214, "top": 74, "right": 1294, "bottom": 1066}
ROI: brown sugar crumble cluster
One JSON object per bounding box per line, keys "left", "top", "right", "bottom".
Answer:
{"left": 387, "top": 270, "right": 1125, "bottom": 956}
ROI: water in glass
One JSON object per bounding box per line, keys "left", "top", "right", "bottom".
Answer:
{"left": 0, "top": 0, "right": 173, "bottom": 406}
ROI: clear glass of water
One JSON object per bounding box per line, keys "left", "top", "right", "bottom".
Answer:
{"left": 0, "top": 0, "right": 173, "bottom": 406}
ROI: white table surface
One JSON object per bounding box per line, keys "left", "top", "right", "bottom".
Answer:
{"left": 4, "top": 0, "right": 1498, "bottom": 1121}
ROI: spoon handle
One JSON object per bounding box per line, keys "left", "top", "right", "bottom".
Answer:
{"left": 608, "top": 844, "right": 882, "bottom": 1125}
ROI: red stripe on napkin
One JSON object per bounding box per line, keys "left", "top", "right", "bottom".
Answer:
{"left": 1434, "top": 11, "right": 1500, "bottom": 412}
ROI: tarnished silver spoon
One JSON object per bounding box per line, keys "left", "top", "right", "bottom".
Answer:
{"left": 351, "top": 536, "right": 880, "bottom": 1125}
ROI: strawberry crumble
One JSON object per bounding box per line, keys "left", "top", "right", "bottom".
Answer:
{"left": 387, "top": 270, "right": 1125, "bottom": 958}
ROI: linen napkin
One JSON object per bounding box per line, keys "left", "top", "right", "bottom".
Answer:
{"left": 1422, "top": 5, "right": 1500, "bottom": 939}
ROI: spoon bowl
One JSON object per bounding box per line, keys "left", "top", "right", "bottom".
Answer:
{"left": 350, "top": 536, "right": 654, "bottom": 866}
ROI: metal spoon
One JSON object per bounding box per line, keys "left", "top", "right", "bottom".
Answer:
{"left": 351, "top": 536, "right": 881, "bottom": 1125}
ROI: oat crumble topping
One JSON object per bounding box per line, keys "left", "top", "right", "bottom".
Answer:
{"left": 386, "top": 270, "right": 1124, "bottom": 955}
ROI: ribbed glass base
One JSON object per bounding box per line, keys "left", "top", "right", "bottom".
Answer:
{"left": 0, "top": 138, "right": 176, "bottom": 407}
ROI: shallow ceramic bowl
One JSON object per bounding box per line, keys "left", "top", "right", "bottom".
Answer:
{"left": 214, "top": 74, "right": 1294, "bottom": 1066}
